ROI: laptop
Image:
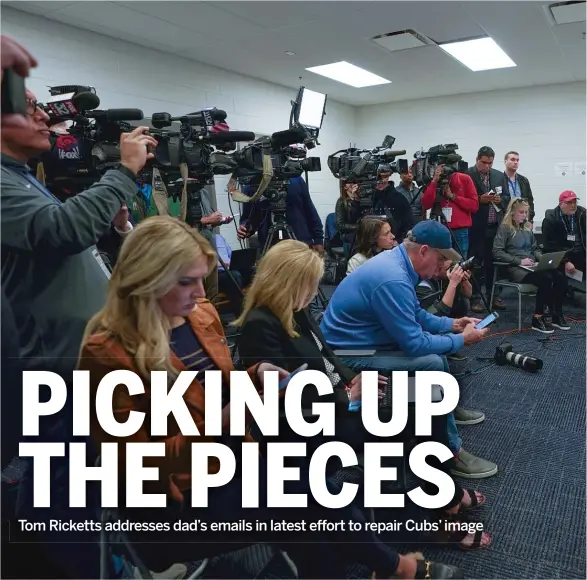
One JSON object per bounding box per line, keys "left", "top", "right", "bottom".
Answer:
{"left": 228, "top": 248, "right": 258, "bottom": 272}
{"left": 519, "top": 251, "right": 567, "bottom": 272}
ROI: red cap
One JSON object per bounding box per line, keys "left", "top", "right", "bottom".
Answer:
{"left": 559, "top": 190, "right": 579, "bottom": 203}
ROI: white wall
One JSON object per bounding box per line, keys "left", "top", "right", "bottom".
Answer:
{"left": 4, "top": 7, "right": 586, "bottom": 239}
{"left": 356, "top": 83, "right": 587, "bottom": 227}
{"left": 1, "top": 7, "right": 356, "bottom": 248}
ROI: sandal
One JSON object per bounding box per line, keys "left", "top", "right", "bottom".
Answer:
{"left": 441, "top": 514, "right": 492, "bottom": 551}
{"left": 458, "top": 489, "right": 486, "bottom": 514}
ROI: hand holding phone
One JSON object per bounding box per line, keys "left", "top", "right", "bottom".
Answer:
{"left": 475, "top": 311, "right": 499, "bottom": 330}
{"left": 278, "top": 363, "right": 308, "bottom": 390}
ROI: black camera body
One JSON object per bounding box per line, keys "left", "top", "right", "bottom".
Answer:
{"left": 458, "top": 256, "right": 476, "bottom": 271}
{"left": 412, "top": 144, "right": 468, "bottom": 187}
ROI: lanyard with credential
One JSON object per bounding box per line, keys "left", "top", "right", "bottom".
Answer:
{"left": 561, "top": 214, "right": 575, "bottom": 236}
{"left": 508, "top": 176, "right": 519, "bottom": 197}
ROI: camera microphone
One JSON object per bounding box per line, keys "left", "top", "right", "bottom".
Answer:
{"left": 98, "top": 108, "right": 144, "bottom": 122}
{"left": 270, "top": 127, "right": 306, "bottom": 149}
{"left": 205, "top": 131, "right": 256, "bottom": 144}
{"left": 381, "top": 149, "right": 406, "bottom": 158}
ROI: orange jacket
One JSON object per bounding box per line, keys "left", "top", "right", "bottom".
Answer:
{"left": 78, "top": 299, "right": 259, "bottom": 502}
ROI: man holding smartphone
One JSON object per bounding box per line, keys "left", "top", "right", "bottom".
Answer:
{"left": 468, "top": 146, "right": 510, "bottom": 313}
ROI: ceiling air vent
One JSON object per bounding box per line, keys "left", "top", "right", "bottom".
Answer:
{"left": 371, "top": 30, "right": 433, "bottom": 53}
{"left": 549, "top": 1, "right": 586, "bottom": 24}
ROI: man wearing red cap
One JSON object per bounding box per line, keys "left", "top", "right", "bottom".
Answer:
{"left": 542, "top": 190, "right": 586, "bottom": 280}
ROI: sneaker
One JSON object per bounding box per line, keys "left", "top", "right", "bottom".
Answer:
{"left": 471, "top": 302, "right": 484, "bottom": 314}
{"left": 492, "top": 298, "right": 507, "bottom": 310}
{"left": 448, "top": 351, "right": 468, "bottom": 362}
{"left": 450, "top": 449, "right": 498, "bottom": 479}
{"left": 551, "top": 313, "right": 571, "bottom": 330}
{"left": 454, "top": 407, "right": 485, "bottom": 425}
{"left": 532, "top": 316, "right": 554, "bottom": 334}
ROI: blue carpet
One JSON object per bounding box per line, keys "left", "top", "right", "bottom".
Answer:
{"left": 213, "top": 286, "right": 585, "bottom": 579}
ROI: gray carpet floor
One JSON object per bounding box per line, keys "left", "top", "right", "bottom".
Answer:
{"left": 214, "top": 285, "right": 586, "bottom": 579}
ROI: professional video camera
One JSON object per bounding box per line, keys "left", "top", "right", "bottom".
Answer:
{"left": 494, "top": 342, "right": 543, "bottom": 373}
{"left": 411, "top": 144, "right": 468, "bottom": 188}
{"left": 327, "top": 136, "right": 408, "bottom": 213}
{"left": 228, "top": 86, "right": 327, "bottom": 254}
{"left": 40, "top": 85, "right": 145, "bottom": 179}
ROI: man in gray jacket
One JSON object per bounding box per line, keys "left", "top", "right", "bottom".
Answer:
{"left": 1, "top": 88, "right": 157, "bottom": 379}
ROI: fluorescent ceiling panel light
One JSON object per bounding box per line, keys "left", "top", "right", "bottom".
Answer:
{"left": 439, "top": 37, "right": 516, "bottom": 72}
{"left": 305, "top": 61, "right": 391, "bottom": 88}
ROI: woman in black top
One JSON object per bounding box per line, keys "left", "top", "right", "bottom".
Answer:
{"left": 335, "top": 180, "right": 363, "bottom": 258}
{"left": 234, "top": 240, "right": 491, "bottom": 552}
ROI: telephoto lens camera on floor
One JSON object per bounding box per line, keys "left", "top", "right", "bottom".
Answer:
{"left": 494, "top": 342, "right": 543, "bottom": 373}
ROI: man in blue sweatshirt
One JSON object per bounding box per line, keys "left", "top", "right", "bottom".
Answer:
{"left": 321, "top": 220, "right": 498, "bottom": 479}
{"left": 237, "top": 176, "right": 324, "bottom": 254}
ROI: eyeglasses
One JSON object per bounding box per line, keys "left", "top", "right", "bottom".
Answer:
{"left": 25, "top": 98, "right": 46, "bottom": 116}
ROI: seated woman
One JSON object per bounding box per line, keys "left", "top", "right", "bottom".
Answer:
{"left": 78, "top": 216, "right": 464, "bottom": 579}
{"left": 235, "top": 239, "right": 491, "bottom": 552}
{"left": 347, "top": 217, "right": 397, "bottom": 274}
{"left": 493, "top": 198, "right": 570, "bottom": 333}
{"left": 335, "top": 179, "right": 362, "bottom": 259}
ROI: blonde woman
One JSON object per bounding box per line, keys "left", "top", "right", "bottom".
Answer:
{"left": 493, "top": 198, "right": 569, "bottom": 333}
{"left": 235, "top": 240, "right": 491, "bottom": 554}
{"left": 78, "top": 217, "right": 463, "bottom": 579}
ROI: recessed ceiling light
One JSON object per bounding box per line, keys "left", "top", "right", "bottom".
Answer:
{"left": 285, "top": 51, "right": 295, "bottom": 56}
{"left": 305, "top": 61, "right": 391, "bottom": 88}
{"left": 439, "top": 37, "right": 516, "bottom": 72}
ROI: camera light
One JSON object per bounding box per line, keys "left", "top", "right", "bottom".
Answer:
{"left": 439, "top": 37, "right": 516, "bottom": 72}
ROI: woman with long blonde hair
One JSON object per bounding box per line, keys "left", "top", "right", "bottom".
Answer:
{"left": 79, "top": 218, "right": 460, "bottom": 579}
{"left": 493, "top": 198, "right": 569, "bottom": 333}
{"left": 235, "top": 240, "right": 491, "bottom": 555}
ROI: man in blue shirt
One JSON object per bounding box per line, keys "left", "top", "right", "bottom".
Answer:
{"left": 237, "top": 176, "right": 324, "bottom": 254}
{"left": 321, "top": 220, "right": 498, "bottom": 479}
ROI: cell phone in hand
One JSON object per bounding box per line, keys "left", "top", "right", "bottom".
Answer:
{"left": 222, "top": 215, "right": 234, "bottom": 224}
{"left": 1, "top": 68, "right": 27, "bottom": 116}
{"left": 278, "top": 363, "right": 308, "bottom": 390}
{"left": 475, "top": 311, "right": 499, "bottom": 330}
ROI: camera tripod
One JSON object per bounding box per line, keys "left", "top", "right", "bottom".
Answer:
{"left": 431, "top": 188, "right": 492, "bottom": 314}
{"left": 261, "top": 209, "right": 329, "bottom": 310}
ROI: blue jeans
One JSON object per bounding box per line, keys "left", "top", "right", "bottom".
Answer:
{"left": 451, "top": 227, "right": 469, "bottom": 258}
{"left": 340, "top": 351, "right": 462, "bottom": 454}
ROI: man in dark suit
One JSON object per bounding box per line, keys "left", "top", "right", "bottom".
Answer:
{"left": 468, "top": 146, "right": 510, "bottom": 313}
{"left": 503, "top": 151, "right": 535, "bottom": 222}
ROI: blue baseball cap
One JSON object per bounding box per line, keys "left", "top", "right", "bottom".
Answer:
{"left": 408, "top": 221, "right": 461, "bottom": 261}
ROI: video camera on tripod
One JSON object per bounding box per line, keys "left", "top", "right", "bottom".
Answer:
{"left": 328, "top": 136, "right": 408, "bottom": 215}
{"left": 229, "top": 86, "right": 326, "bottom": 210}
{"left": 227, "top": 87, "right": 326, "bottom": 255}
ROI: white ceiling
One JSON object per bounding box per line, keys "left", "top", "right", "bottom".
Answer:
{"left": 4, "top": 0, "right": 586, "bottom": 106}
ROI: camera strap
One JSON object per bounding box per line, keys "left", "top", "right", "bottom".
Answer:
{"left": 151, "top": 167, "right": 171, "bottom": 218}
{"left": 228, "top": 154, "right": 274, "bottom": 204}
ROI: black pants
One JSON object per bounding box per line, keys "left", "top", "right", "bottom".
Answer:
{"left": 218, "top": 270, "right": 247, "bottom": 315}
{"left": 565, "top": 251, "right": 587, "bottom": 273}
{"left": 470, "top": 223, "right": 499, "bottom": 301}
{"left": 521, "top": 269, "right": 568, "bottom": 315}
